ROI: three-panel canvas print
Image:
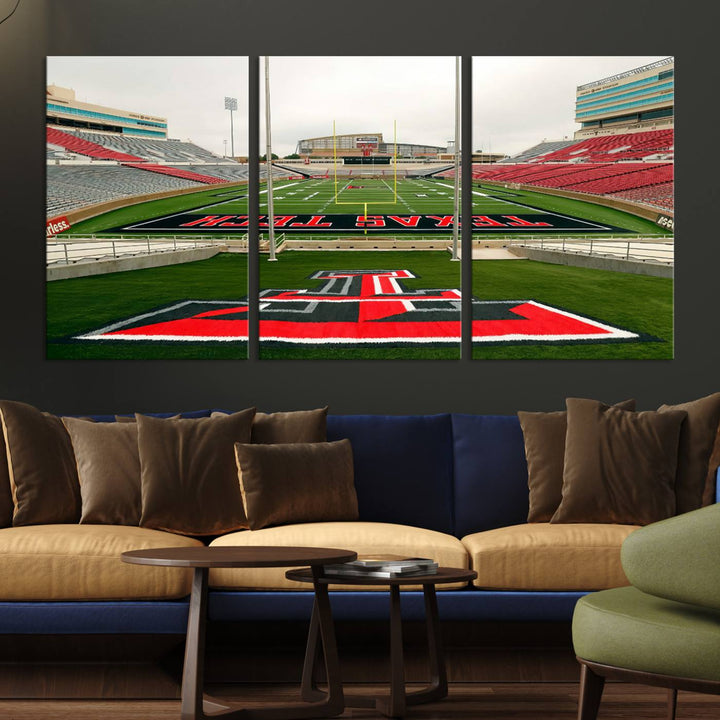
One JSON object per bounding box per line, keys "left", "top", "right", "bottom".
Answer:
{"left": 46, "top": 56, "right": 674, "bottom": 360}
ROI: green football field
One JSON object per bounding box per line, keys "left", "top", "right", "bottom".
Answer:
{"left": 48, "top": 174, "right": 672, "bottom": 360}
{"left": 46, "top": 250, "right": 672, "bottom": 360}
{"left": 61, "top": 177, "right": 666, "bottom": 237}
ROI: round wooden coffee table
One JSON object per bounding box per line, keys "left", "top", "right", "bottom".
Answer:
{"left": 122, "top": 546, "right": 356, "bottom": 720}
{"left": 286, "top": 566, "right": 477, "bottom": 718}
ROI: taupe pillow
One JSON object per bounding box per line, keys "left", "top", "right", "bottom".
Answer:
{"left": 552, "top": 398, "right": 686, "bottom": 525}
{"left": 138, "top": 409, "right": 255, "bottom": 536}
{"left": 62, "top": 417, "right": 141, "bottom": 525}
{"left": 235, "top": 439, "right": 358, "bottom": 531}
{"left": 0, "top": 421, "right": 13, "bottom": 528}
{"left": 212, "top": 407, "right": 328, "bottom": 444}
{"left": 518, "top": 399, "right": 635, "bottom": 522}
{"left": 658, "top": 393, "right": 720, "bottom": 514}
{"left": 0, "top": 400, "right": 81, "bottom": 525}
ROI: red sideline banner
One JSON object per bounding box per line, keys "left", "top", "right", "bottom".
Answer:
{"left": 46, "top": 216, "right": 71, "bottom": 237}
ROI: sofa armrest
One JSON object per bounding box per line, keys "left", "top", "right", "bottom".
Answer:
{"left": 621, "top": 503, "right": 720, "bottom": 611}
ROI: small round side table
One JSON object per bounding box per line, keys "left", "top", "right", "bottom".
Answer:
{"left": 286, "top": 565, "right": 477, "bottom": 718}
{"left": 122, "top": 545, "right": 356, "bottom": 720}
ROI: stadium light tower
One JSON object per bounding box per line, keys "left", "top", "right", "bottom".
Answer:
{"left": 452, "top": 56, "right": 460, "bottom": 262}
{"left": 224, "top": 96, "right": 237, "bottom": 158}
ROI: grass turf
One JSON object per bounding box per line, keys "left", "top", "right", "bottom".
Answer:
{"left": 471, "top": 259, "right": 672, "bottom": 359}
{"left": 46, "top": 251, "right": 671, "bottom": 360}
{"left": 60, "top": 177, "right": 666, "bottom": 238}
{"left": 46, "top": 254, "right": 248, "bottom": 360}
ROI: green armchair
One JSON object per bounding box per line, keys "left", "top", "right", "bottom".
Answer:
{"left": 572, "top": 503, "right": 720, "bottom": 720}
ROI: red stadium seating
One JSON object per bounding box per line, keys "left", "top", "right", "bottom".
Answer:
{"left": 122, "top": 163, "right": 227, "bottom": 185}
{"left": 528, "top": 130, "right": 674, "bottom": 163}
{"left": 47, "top": 127, "right": 144, "bottom": 162}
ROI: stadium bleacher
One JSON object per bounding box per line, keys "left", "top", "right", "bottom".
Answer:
{"left": 607, "top": 183, "right": 674, "bottom": 210}
{"left": 465, "top": 129, "right": 673, "bottom": 211}
{"left": 46, "top": 165, "right": 206, "bottom": 217}
{"left": 529, "top": 130, "right": 673, "bottom": 163}
{"left": 72, "top": 131, "right": 223, "bottom": 164}
{"left": 500, "top": 140, "right": 577, "bottom": 164}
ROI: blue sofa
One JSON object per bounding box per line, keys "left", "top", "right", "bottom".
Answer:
{"left": 0, "top": 411, "right": 657, "bottom": 636}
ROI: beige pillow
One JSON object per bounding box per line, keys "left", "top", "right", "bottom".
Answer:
{"left": 552, "top": 398, "right": 686, "bottom": 525}
{"left": 62, "top": 417, "right": 141, "bottom": 525}
{"left": 212, "top": 407, "right": 328, "bottom": 444}
{"left": 235, "top": 440, "right": 358, "bottom": 531}
{"left": 0, "top": 400, "right": 81, "bottom": 525}
{"left": 518, "top": 399, "right": 635, "bottom": 522}
{"left": 138, "top": 409, "right": 255, "bottom": 536}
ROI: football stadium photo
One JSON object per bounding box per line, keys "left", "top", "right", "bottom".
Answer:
{"left": 45, "top": 55, "right": 673, "bottom": 360}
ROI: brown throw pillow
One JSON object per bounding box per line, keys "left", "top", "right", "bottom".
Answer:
{"left": 518, "top": 399, "right": 635, "bottom": 522}
{"left": 62, "top": 417, "right": 141, "bottom": 525}
{"left": 138, "top": 409, "right": 255, "bottom": 536}
{"left": 704, "top": 426, "right": 720, "bottom": 507}
{"left": 0, "top": 421, "right": 13, "bottom": 528}
{"left": 235, "top": 439, "right": 358, "bottom": 531}
{"left": 552, "top": 398, "right": 686, "bottom": 525}
{"left": 658, "top": 393, "right": 720, "bottom": 514}
{"left": 212, "top": 407, "right": 328, "bottom": 444}
{"left": 0, "top": 400, "right": 81, "bottom": 525}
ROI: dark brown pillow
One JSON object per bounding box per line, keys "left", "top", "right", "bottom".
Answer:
{"left": 62, "top": 417, "right": 141, "bottom": 525}
{"left": 704, "top": 426, "right": 720, "bottom": 507}
{"left": 212, "top": 407, "right": 328, "bottom": 444}
{"left": 138, "top": 409, "right": 255, "bottom": 536}
{"left": 0, "top": 400, "right": 81, "bottom": 525}
{"left": 551, "top": 398, "right": 686, "bottom": 525}
{"left": 658, "top": 393, "right": 720, "bottom": 514}
{"left": 0, "top": 421, "right": 13, "bottom": 528}
{"left": 252, "top": 407, "right": 328, "bottom": 444}
{"left": 235, "top": 439, "right": 358, "bottom": 531}
{"left": 518, "top": 399, "right": 636, "bottom": 522}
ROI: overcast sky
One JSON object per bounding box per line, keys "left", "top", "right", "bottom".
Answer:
{"left": 47, "top": 55, "right": 669, "bottom": 158}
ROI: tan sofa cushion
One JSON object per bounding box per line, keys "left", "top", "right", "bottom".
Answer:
{"left": 462, "top": 523, "right": 639, "bottom": 591}
{"left": 0, "top": 525, "right": 203, "bottom": 600}
{"left": 209, "top": 521, "right": 469, "bottom": 591}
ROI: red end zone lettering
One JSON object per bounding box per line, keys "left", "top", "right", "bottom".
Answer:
{"left": 180, "top": 215, "right": 238, "bottom": 228}
{"left": 261, "top": 215, "right": 297, "bottom": 228}
{"left": 290, "top": 215, "right": 332, "bottom": 228}
{"left": 502, "top": 215, "right": 552, "bottom": 227}
{"left": 473, "top": 215, "right": 507, "bottom": 227}
{"left": 426, "top": 215, "right": 456, "bottom": 228}
{"left": 387, "top": 216, "right": 421, "bottom": 227}
{"left": 355, "top": 215, "right": 386, "bottom": 228}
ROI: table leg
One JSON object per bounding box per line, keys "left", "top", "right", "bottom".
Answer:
{"left": 345, "top": 583, "right": 448, "bottom": 718}
{"left": 181, "top": 567, "right": 208, "bottom": 720}
{"left": 300, "top": 597, "right": 323, "bottom": 702}
{"left": 181, "top": 566, "right": 343, "bottom": 720}
{"left": 405, "top": 583, "right": 448, "bottom": 705}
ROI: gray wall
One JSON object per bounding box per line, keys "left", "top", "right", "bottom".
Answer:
{"left": 0, "top": 0, "right": 714, "bottom": 415}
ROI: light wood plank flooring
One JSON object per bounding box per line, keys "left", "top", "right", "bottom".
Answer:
{"left": 1, "top": 683, "right": 719, "bottom": 719}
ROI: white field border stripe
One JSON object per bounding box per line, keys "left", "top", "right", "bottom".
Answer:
{"left": 259, "top": 336, "right": 460, "bottom": 345}
{"left": 260, "top": 296, "right": 459, "bottom": 303}
{"left": 126, "top": 182, "right": 297, "bottom": 229}
{"left": 471, "top": 300, "right": 638, "bottom": 342}
{"left": 434, "top": 181, "right": 613, "bottom": 231}
{"left": 74, "top": 300, "right": 245, "bottom": 338}
{"left": 79, "top": 334, "right": 246, "bottom": 342}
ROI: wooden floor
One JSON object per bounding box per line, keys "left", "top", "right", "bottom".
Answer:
{"left": 1, "top": 683, "right": 719, "bottom": 719}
